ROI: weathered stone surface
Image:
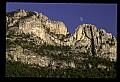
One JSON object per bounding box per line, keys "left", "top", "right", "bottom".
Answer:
{"left": 73, "top": 24, "right": 117, "bottom": 61}
{"left": 6, "top": 9, "right": 117, "bottom": 69}
{"left": 6, "top": 9, "right": 69, "bottom": 46}
{"left": 45, "top": 21, "right": 67, "bottom": 35}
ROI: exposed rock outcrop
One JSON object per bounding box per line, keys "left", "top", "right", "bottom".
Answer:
{"left": 6, "top": 9, "right": 68, "bottom": 45}
{"left": 73, "top": 24, "right": 117, "bottom": 61}
{"left": 6, "top": 9, "right": 117, "bottom": 69}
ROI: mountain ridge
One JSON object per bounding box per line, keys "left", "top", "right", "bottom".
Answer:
{"left": 6, "top": 9, "right": 117, "bottom": 77}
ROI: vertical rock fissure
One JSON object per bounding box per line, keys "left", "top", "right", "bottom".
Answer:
{"left": 90, "top": 26, "right": 96, "bottom": 56}
{"left": 83, "top": 26, "right": 96, "bottom": 56}
{"left": 83, "top": 27, "right": 91, "bottom": 40}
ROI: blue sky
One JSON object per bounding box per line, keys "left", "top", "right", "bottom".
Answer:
{"left": 6, "top": 2, "right": 117, "bottom": 37}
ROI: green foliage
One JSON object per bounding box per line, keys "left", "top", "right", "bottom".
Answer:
{"left": 6, "top": 39, "right": 16, "bottom": 51}
{"left": 6, "top": 56, "right": 116, "bottom": 78}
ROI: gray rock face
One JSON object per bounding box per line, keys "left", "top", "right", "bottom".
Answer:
{"left": 6, "top": 9, "right": 68, "bottom": 45}
{"left": 73, "top": 24, "right": 117, "bottom": 61}
{"left": 6, "top": 9, "right": 117, "bottom": 69}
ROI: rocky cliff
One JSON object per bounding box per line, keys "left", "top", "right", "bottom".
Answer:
{"left": 6, "top": 9, "right": 117, "bottom": 70}
{"left": 73, "top": 24, "right": 117, "bottom": 61}
{"left": 6, "top": 9, "right": 68, "bottom": 45}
